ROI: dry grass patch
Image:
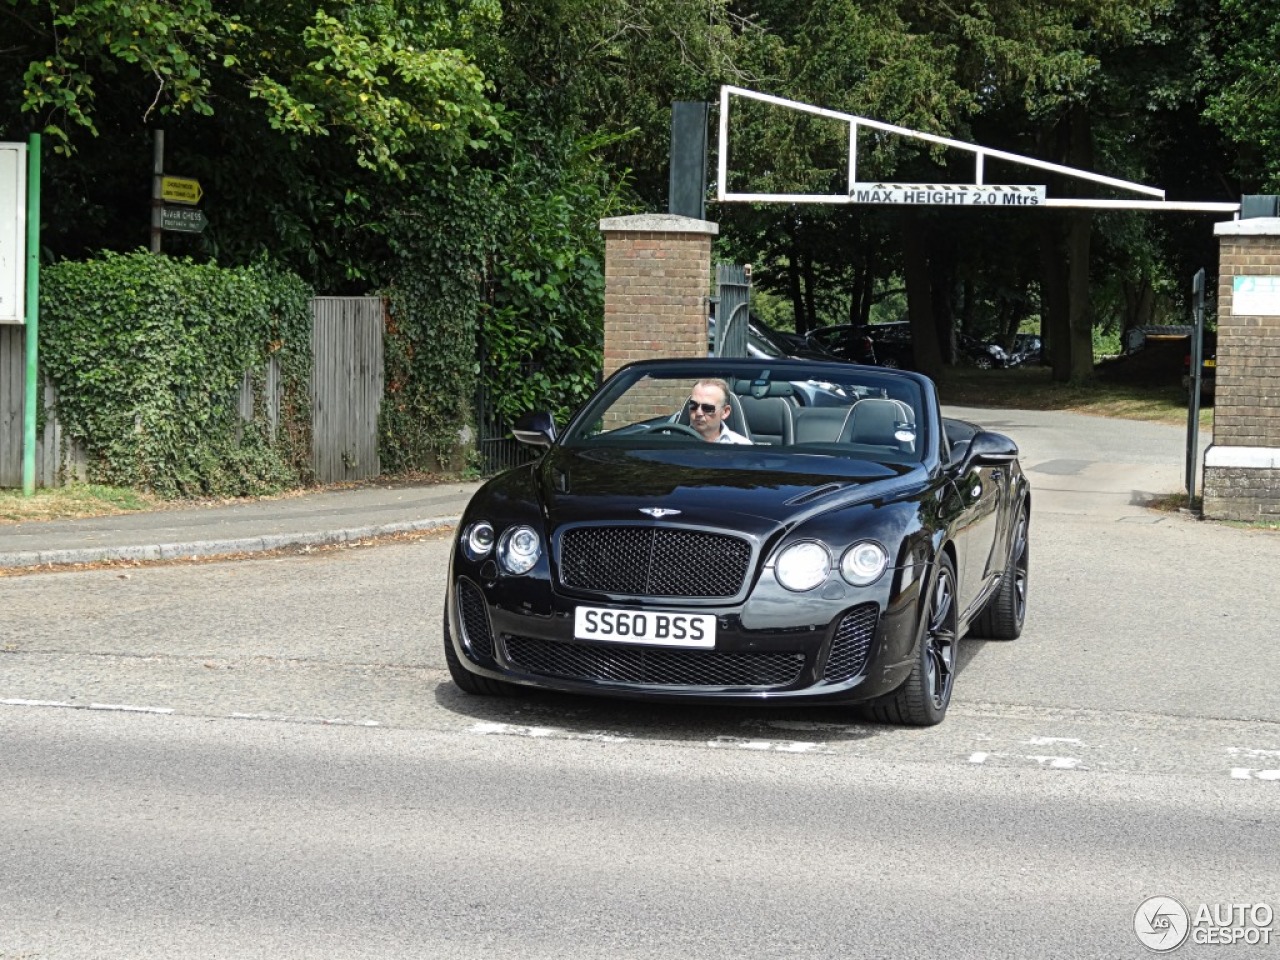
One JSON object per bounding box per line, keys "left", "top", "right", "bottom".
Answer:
{"left": 0, "top": 484, "right": 166, "bottom": 523}
{"left": 938, "top": 366, "right": 1213, "bottom": 430}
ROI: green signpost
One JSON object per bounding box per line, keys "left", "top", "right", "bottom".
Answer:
{"left": 160, "top": 206, "right": 207, "bottom": 233}
{"left": 22, "top": 133, "right": 40, "bottom": 496}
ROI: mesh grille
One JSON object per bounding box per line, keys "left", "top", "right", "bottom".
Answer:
{"left": 503, "top": 635, "right": 804, "bottom": 688}
{"left": 456, "top": 580, "right": 495, "bottom": 662}
{"left": 559, "top": 527, "right": 752, "bottom": 598}
{"left": 823, "top": 603, "right": 879, "bottom": 682}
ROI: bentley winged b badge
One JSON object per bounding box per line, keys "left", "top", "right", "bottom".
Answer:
{"left": 639, "top": 508, "right": 682, "bottom": 518}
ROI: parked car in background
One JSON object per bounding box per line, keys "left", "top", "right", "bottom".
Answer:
{"left": 447, "top": 357, "right": 1031, "bottom": 727}
{"left": 957, "top": 333, "right": 1011, "bottom": 369}
{"left": 1008, "top": 334, "right": 1042, "bottom": 367}
{"left": 709, "top": 316, "right": 847, "bottom": 363}
{"left": 810, "top": 322, "right": 1011, "bottom": 370}
{"left": 805, "top": 323, "right": 897, "bottom": 368}
{"left": 1183, "top": 329, "right": 1217, "bottom": 399}
{"left": 751, "top": 317, "right": 833, "bottom": 357}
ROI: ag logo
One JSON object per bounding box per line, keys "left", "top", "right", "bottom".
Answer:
{"left": 1135, "top": 896, "right": 1190, "bottom": 952}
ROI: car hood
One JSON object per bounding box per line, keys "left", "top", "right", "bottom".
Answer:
{"left": 508, "top": 445, "right": 921, "bottom": 539}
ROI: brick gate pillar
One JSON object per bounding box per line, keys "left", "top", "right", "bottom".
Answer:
{"left": 599, "top": 214, "right": 718, "bottom": 379}
{"left": 1202, "top": 217, "right": 1280, "bottom": 520}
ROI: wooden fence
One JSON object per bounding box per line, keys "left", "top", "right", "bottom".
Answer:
{"left": 0, "top": 296, "right": 386, "bottom": 488}
{"left": 311, "top": 296, "right": 384, "bottom": 483}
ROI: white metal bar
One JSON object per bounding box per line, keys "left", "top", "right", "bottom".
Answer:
{"left": 721, "top": 85, "right": 1167, "bottom": 199}
{"left": 717, "top": 86, "right": 731, "bottom": 202}
{"left": 975, "top": 153, "right": 984, "bottom": 186}
{"left": 847, "top": 123, "right": 857, "bottom": 189}
{"left": 1041, "top": 198, "right": 1240, "bottom": 212}
{"left": 719, "top": 191, "right": 1239, "bottom": 213}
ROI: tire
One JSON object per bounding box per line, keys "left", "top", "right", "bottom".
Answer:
{"left": 973, "top": 355, "right": 994, "bottom": 370}
{"left": 972, "top": 503, "right": 1029, "bottom": 641}
{"left": 443, "top": 608, "right": 514, "bottom": 697}
{"left": 880, "top": 356, "right": 902, "bottom": 370}
{"left": 861, "top": 553, "right": 959, "bottom": 727}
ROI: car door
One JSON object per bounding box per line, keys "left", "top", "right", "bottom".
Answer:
{"left": 950, "top": 459, "right": 1004, "bottom": 617}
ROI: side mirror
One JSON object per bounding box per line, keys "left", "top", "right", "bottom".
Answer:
{"left": 512, "top": 411, "right": 557, "bottom": 448}
{"left": 967, "top": 430, "right": 1018, "bottom": 464}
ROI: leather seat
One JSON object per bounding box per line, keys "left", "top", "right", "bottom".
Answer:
{"left": 736, "top": 393, "right": 794, "bottom": 446}
{"left": 841, "top": 397, "right": 910, "bottom": 447}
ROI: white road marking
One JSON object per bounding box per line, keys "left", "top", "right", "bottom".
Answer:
{"left": 1230, "top": 768, "right": 1280, "bottom": 781}
{"left": 2, "top": 697, "right": 74, "bottom": 708}
{"left": 0, "top": 697, "right": 173, "bottom": 715}
{"left": 709, "top": 736, "right": 825, "bottom": 753}
{"left": 89, "top": 703, "right": 175, "bottom": 714}
{"left": 229, "top": 712, "right": 380, "bottom": 727}
{"left": 967, "top": 751, "right": 1082, "bottom": 770}
{"left": 1024, "top": 736, "right": 1084, "bottom": 746}
{"left": 1226, "top": 747, "right": 1280, "bottom": 758}
{"left": 468, "top": 721, "right": 630, "bottom": 743}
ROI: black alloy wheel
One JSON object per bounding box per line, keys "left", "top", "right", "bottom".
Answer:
{"left": 862, "top": 553, "right": 959, "bottom": 726}
{"left": 972, "top": 504, "right": 1029, "bottom": 640}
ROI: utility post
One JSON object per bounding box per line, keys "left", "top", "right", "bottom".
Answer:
{"left": 150, "top": 129, "right": 164, "bottom": 254}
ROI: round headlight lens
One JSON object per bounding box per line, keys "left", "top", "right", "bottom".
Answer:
{"left": 774, "top": 541, "right": 831, "bottom": 592}
{"left": 498, "top": 525, "right": 542, "bottom": 575}
{"left": 464, "top": 521, "right": 495, "bottom": 560}
{"left": 840, "top": 541, "right": 889, "bottom": 586}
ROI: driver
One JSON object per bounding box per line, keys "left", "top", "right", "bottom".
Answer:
{"left": 688, "top": 379, "right": 752, "bottom": 444}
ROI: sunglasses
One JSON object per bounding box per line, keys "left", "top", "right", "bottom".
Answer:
{"left": 687, "top": 400, "right": 722, "bottom": 415}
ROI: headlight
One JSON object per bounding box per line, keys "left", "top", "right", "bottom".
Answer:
{"left": 774, "top": 541, "right": 831, "bottom": 592}
{"left": 462, "top": 521, "right": 495, "bottom": 560}
{"left": 840, "top": 541, "right": 889, "bottom": 586}
{"left": 498, "top": 525, "right": 542, "bottom": 575}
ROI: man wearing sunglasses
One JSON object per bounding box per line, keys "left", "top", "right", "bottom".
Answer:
{"left": 688, "top": 379, "right": 752, "bottom": 444}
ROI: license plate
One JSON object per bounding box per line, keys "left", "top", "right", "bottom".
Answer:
{"left": 573, "top": 606, "right": 716, "bottom": 648}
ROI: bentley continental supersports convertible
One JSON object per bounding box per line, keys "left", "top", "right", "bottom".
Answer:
{"left": 445, "top": 358, "right": 1030, "bottom": 726}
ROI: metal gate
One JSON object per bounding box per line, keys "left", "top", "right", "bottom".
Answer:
{"left": 712, "top": 263, "right": 751, "bottom": 357}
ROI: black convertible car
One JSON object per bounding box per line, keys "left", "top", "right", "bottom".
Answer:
{"left": 445, "top": 358, "right": 1030, "bottom": 726}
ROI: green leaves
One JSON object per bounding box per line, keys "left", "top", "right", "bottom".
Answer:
{"left": 40, "top": 252, "right": 313, "bottom": 497}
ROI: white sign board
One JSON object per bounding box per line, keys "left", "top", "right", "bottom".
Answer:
{"left": 0, "top": 143, "right": 26, "bottom": 324}
{"left": 1232, "top": 275, "right": 1280, "bottom": 316}
{"left": 849, "top": 183, "right": 1046, "bottom": 206}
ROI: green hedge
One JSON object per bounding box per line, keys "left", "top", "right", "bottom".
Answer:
{"left": 40, "top": 251, "right": 313, "bottom": 497}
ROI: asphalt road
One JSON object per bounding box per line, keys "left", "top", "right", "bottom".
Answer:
{"left": 2, "top": 410, "right": 1278, "bottom": 960}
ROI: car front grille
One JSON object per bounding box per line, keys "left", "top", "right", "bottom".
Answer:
{"left": 456, "top": 580, "right": 495, "bottom": 662}
{"left": 503, "top": 635, "right": 805, "bottom": 689}
{"left": 559, "top": 526, "right": 752, "bottom": 598}
{"left": 823, "top": 603, "right": 879, "bottom": 682}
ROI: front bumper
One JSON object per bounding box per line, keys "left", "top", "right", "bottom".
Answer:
{"left": 445, "top": 561, "right": 925, "bottom": 705}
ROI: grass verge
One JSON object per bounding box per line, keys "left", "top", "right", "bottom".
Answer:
{"left": 938, "top": 366, "right": 1213, "bottom": 430}
{"left": 0, "top": 484, "right": 166, "bottom": 523}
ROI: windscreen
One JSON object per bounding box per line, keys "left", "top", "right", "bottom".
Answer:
{"left": 562, "top": 366, "right": 926, "bottom": 465}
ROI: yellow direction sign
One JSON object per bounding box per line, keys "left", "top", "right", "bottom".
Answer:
{"left": 161, "top": 176, "right": 203, "bottom": 204}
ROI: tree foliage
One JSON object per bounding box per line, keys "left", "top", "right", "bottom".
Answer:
{"left": 3, "top": 0, "right": 1276, "bottom": 487}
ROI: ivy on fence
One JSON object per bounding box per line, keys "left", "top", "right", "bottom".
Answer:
{"left": 40, "top": 251, "right": 313, "bottom": 497}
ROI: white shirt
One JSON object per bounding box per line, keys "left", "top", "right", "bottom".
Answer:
{"left": 717, "top": 425, "right": 753, "bottom": 444}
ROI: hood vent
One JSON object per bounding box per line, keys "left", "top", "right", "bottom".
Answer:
{"left": 785, "top": 482, "right": 848, "bottom": 506}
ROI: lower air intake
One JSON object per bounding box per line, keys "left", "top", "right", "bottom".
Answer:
{"left": 456, "top": 580, "right": 495, "bottom": 662}
{"left": 823, "top": 603, "right": 879, "bottom": 682}
{"left": 503, "top": 635, "right": 804, "bottom": 688}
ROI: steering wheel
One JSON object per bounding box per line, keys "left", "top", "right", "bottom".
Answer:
{"left": 637, "top": 422, "right": 704, "bottom": 440}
